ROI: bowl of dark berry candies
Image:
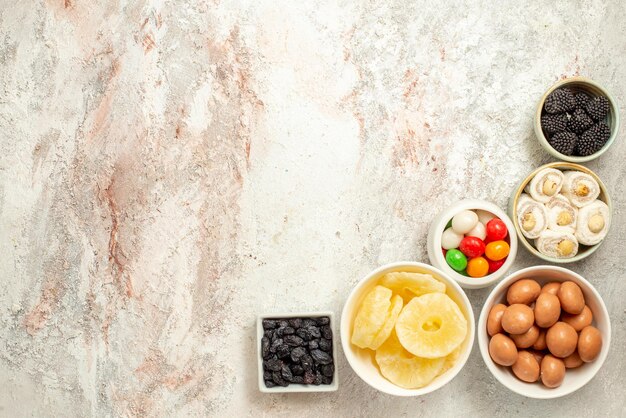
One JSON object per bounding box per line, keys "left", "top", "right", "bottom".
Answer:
{"left": 257, "top": 312, "right": 338, "bottom": 393}
{"left": 535, "top": 77, "right": 619, "bottom": 162}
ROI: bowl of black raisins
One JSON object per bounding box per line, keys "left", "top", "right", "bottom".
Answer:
{"left": 257, "top": 312, "right": 338, "bottom": 392}
{"left": 535, "top": 77, "right": 619, "bottom": 162}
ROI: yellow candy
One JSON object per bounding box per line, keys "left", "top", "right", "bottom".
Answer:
{"left": 485, "top": 240, "right": 510, "bottom": 261}
{"left": 466, "top": 257, "right": 489, "bottom": 278}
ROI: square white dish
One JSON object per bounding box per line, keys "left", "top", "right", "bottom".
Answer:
{"left": 257, "top": 311, "right": 339, "bottom": 393}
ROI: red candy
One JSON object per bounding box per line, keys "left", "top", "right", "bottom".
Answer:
{"left": 488, "top": 258, "right": 506, "bottom": 274}
{"left": 486, "top": 218, "right": 508, "bottom": 241}
{"left": 459, "top": 236, "right": 486, "bottom": 258}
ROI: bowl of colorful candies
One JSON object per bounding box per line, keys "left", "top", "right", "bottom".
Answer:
{"left": 427, "top": 199, "right": 518, "bottom": 289}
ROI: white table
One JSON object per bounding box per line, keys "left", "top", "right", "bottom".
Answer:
{"left": 1, "top": 1, "right": 625, "bottom": 416}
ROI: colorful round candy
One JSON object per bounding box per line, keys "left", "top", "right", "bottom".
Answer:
{"left": 446, "top": 249, "right": 468, "bottom": 272}
{"left": 441, "top": 227, "right": 463, "bottom": 250}
{"left": 488, "top": 258, "right": 506, "bottom": 274}
{"left": 467, "top": 257, "right": 489, "bottom": 277}
{"left": 459, "top": 236, "right": 486, "bottom": 258}
{"left": 440, "top": 210, "right": 511, "bottom": 278}
{"left": 466, "top": 221, "right": 487, "bottom": 240}
{"left": 476, "top": 209, "right": 495, "bottom": 225}
{"left": 486, "top": 218, "right": 508, "bottom": 241}
{"left": 485, "top": 240, "right": 510, "bottom": 261}
{"left": 452, "top": 210, "right": 478, "bottom": 234}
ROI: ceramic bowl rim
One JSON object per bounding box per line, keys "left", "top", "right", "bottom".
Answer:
{"left": 477, "top": 265, "right": 611, "bottom": 399}
{"left": 428, "top": 199, "right": 518, "bottom": 289}
{"left": 340, "top": 261, "right": 475, "bottom": 396}
{"left": 534, "top": 76, "right": 620, "bottom": 162}
{"left": 510, "top": 162, "right": 612, "bottom": 263}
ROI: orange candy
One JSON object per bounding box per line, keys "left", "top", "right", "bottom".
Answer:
{"left": 485, "top": 240, "right": 510, "bottom": 261}
{"left": 467, "top": 256, "right": 489, "bottom": 278}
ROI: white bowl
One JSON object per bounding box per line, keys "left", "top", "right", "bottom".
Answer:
{"left": 340, "top": 262, "right": 475, "bottom": 396}
{"left": 427, "top": 199, "right": 518, "bottom": 289}
{"left": 257, "top": 311, "right": 339, "bottom": 393}
{"left": 534, "top": 77, "right": 620, "bottom": 163}
{"left": 478, "top": 266, "right": 611, "bottom": 399}
{"left": 509, "top": 162, "right": 612, "bottom": 264}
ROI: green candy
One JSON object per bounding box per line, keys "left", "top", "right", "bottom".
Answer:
{"left": 446, "top": 249, "right": 468, "bottom": 272}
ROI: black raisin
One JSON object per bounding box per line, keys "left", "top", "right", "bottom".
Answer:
{"left": 313, "top": 371, "right": 323, "bottom": 385}
{"left": 292, "top": 365, "right": 304, "bottom": 375}
{"left": 319, "top": 338, "right": 332, "bottom": 352}
{"left": 264, "top": 358, "right": 283, "bottom": 372}
{"left": 303, "top": 370, "right": 315, "bottom": 384}
{"left": 316, "top": 317, "right": 330, "bottom": 326}
{"left": 321, "top": 364, "right": 334, "bottom": 377}
{"left": 308, "top": 340, "right": 319, "bottom": 350}
{"left": 284, "top": 335, "right": 304, "bottom": 347}
{"left": 265, "top": 380, "right": 276, "bottom": 388}
{"left": 272, "top": 371, "right": 288, "bottom": 387}
{"left": 275, "top": 327, "right": 285, "bottom": 338}
{"left": 264, "top": 330, "right": 273, "bottom": 339}
{"left": 321, "top": 325, "right": 332, "bottom": 340}
{"left": 276, "top": 344, "right": 290, "bottom": 358}
{"left": 261, "top": 336, "right": 270, "bottom": 359}
{"left": 288, "top": 318, "right": 303, "bottom": 329}
{"left": 307, "top": 326, "right": 321, "bottom": 339}
{"left": 296, "top": 328, "right": 312, "bottom": 341}
{"left": 283, "top": 327, "right": 295, "bottom": 335}
{"left": 301, "top": 355, "right": 314, "bottom": 371}
{"left": 310, "top": 349, "right": 332, "bottom": 365}
{"left": 278, "top": 320, "right": 289, "bottom": 328}
{"left": 290, "top": 347, "right": 307, "bottom": 362}
{"left": 291, "top": 376, "right": 304, "bottom": 384}
{"left": 262, "top": 319, "right": 277, "bottom": 330}
{"left": 302, "top": 319, "right": 316, "bottom": 328}
{"left": 263, "top": 370, "right": 272, "bottom": 380}
{"left": 322, "top": 376, "right": 333, "bottom": 385}
{"left": 269, "top": 338, "right": 283, "bottom": 353}
{"left": 281, "top": 364, "right": 293, "bottom": 381}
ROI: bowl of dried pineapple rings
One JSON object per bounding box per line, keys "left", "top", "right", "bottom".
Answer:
{"left": 340, "top": 262, "right": 475, "bottom": 396}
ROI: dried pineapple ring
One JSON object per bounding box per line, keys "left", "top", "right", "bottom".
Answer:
{"left": 369, "top": 295, "right": 403, "bottom": 349}
{"left": 439, "top": 344, "right": 464, "bottom": 376}
{"left": 395, "top": 293, "right": 467, "bottom": 358}
{"left": 375, "top": 332, "right": 445, "bottom": 389}
{"left": 351, "top": 286, "right": 394, "bottom": 349}
{"left": 379, "top": 272, "right": 446, "bottom": 303}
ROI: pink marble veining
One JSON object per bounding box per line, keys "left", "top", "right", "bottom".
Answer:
{"left": 1, "top": 1, "right": 626, "bottom": 417}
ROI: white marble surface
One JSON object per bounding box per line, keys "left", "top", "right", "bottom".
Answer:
{"left": 1, "top": 1, "right": 625, "bottom": 417}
